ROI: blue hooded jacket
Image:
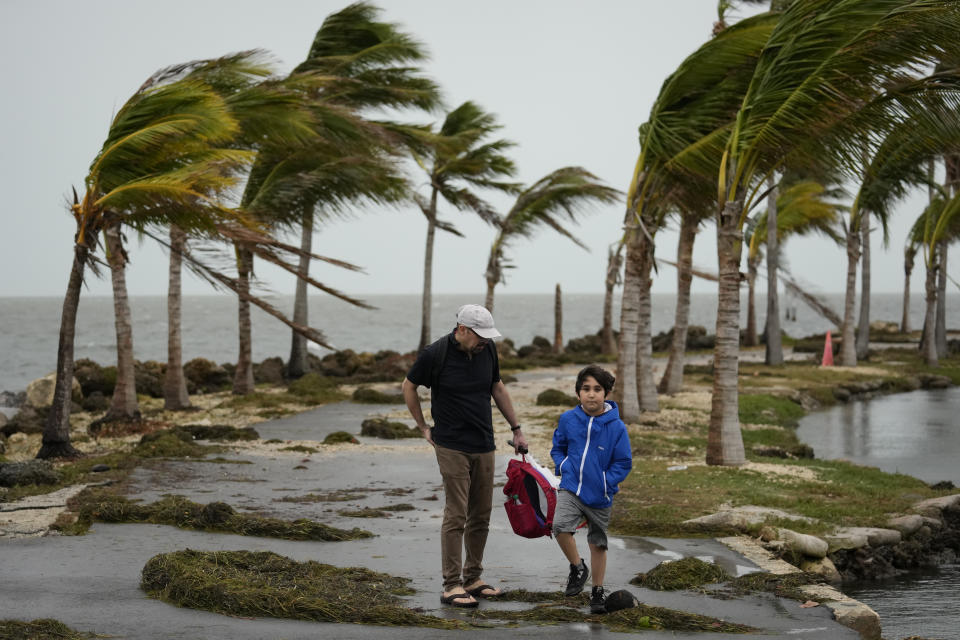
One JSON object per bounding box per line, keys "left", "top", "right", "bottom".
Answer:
{"left": 550, "top": 400, "right": 632, "bottom": 508}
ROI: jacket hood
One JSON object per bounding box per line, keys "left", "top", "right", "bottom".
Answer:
{"left": 574, "top": 400, "right": 621, "bottom": 426}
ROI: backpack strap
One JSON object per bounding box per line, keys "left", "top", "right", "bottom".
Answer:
{"left": 429, "top": 335, "right": 449, "bottom": 390}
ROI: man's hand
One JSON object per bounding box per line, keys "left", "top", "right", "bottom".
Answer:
{"left": 419, "top": 424, "right": 435, "bottom": 447}
{"left": 511, "top": 429, "right": 528, "bottom": 453}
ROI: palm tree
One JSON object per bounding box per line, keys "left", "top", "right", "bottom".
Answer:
{"left": 483, "top": 167, "right": 620, "bottom": 312}
{"left": 692, "top": 0, "right": 960, "bottom": 464}
{"left": 39, "top": 70, "right": 254, "bottom": 458}
{"left": 282, "top": 1, "right": 441, "bottom": 378}
{"left": 618, "top": 10, "right": 780, "bottom": 416}
{"left": 901, "top": 239, "right": 918, "bottom": 333}
{"left": 838, "top": 83, "right": 960, "bottom": 367}
{"left": 414, "top": 101, "right": 520, "bottom": 350}
{"left": 658, "top": 211, "right": 703, "bottom": 394}
{"left": 601, "top": 239, "right": 625, "bottom": 356}
{"left": 744, "top": 179, "right": 843, "bottom": 350}
{"left": 912, "top": 192, "right": 960, "bottom": 366}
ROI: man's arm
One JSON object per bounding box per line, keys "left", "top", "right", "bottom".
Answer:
{"left": 491, "top": 380, "right": 527, "bottom": 452}
{"left": 402, "top": 377, "right": 434, "bottom": 446}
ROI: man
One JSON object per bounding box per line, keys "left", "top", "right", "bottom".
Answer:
{"left": 402, "top": 304, "right": 528, "bottom": 608}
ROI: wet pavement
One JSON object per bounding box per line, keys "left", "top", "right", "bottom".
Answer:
{"left": 0, "top": 389, "right": 859, "bottom": 639}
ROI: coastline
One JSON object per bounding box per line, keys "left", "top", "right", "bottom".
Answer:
{"left": 2, "top": 342, "right": 959, "bottom": 639}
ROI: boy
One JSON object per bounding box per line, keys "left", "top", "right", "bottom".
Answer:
{"left": 550, "top": 365, "right": 632, "bottom": 613}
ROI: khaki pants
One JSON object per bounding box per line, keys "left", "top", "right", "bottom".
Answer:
{"left": 435, "top": 445, "right": 495, "bottom": 591}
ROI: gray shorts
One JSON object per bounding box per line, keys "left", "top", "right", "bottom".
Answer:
{"left": 553, "top": 490, "right": 611, "bottom": 549}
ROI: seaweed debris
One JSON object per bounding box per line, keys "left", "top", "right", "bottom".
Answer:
{"left": 69, "top": 489, "right": 373, "bottom": 541}
{"left": 141, "top": 550, "right": 465, "bottom": 629}
{"left": 630, "top": 557, "right": 731, "bottom": 591}
{"left": 0, "top": 619, "right": 99, "bottom": 639}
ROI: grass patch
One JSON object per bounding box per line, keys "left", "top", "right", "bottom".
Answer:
{"left": 174, "top": 424, "right": 259, "bottom": 441}
{"left": 536, "top": 389, "right": 578, "bottom": 406}
{"left": 738, "top": 394, "right": 805, "bottom": 427}
{"left": 360, "top": 418, "right": 420, "bottom": 439}
{"left": 323, "top": 431, "right": 359, "bottom": 444}
{"left": 141, "top": 550, "right": 464, "bottom": 629}
{"left": 68, "top": 489, "right": 373, "bottom": 541}
{"left": 352, "top": 387, "right": 405, "bottom": 404}
{"left": 0, "top": 619, "right": 99, "bottom": 639}
{"left": 280, "top": 445, "right": 319, "bottom": 454}
{"left": 612, "top": 457, "right": 936, "bottom": 538}
{"left": 630, "top": 557, "right": 730, "bottom": 591}
{"left": 132, "top": 431, "right": 224, "bottom": 459}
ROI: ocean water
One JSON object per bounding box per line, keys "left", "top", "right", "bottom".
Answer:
{"left": 0, "top": 291, "right": 949, "bottom": 394}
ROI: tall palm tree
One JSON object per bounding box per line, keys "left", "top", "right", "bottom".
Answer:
{"left": 601, "top": 239, "right": 625, "bottom": 356}
{"left": 690, "top": 0, "right": 960, "bottom": 464}
{"left": 838, "top": 83, "right": 960, "bottom": 366}
{"left": 414, "top": 101, "right": 520, "bottom": 350}
{"left": 744, "top": 179, "right": 843, "bottom": 349}
{"left": 912, "top": 192, "right": 960, "bottom": 366}
{"left": 39, "top": 72, "right": 254, "bottom": 458}
{"left": 483, "top": 167, "right": 620, "bottom": 312}
{"left": 618, "top": 10, "right": 780, "bottom": 417}
{"left": 282, "top": 1, "right": 441, "bottom": 378}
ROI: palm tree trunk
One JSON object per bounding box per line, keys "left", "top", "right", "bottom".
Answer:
{"left": 418, "top": 189, "right": 439, "bottom": 351}
{"left": 901, "top": 251, "right": 913, "bottom": 333}
{"left": 707, "top": 201, "right": 745, "bottom": 467}
{"left": 288, "top": 210, "right": 313, "bottom": 379}
{"left": 839, "top": 222, "right": 860, "bottom": 366}
{"left": 659, "top": 215, "right": 696, "bottom": 394}
{"left": 855, "top": 211, "right": 871, "bottom": 360}
{"left": 616, "top": 227, "right": 642, "bottom": 422}
{"left": 935, "top": 241, "right": 948, "bottom": 358}
{"left": 553, "top": 284, "right": 563, "bottom": 353}
{"left": 164, "top": 225, "right": 191, "bottom": 410}
{"left": 103, "top": 223, "right": 140, "bottom": 421}
{"left": 37, "top": 243, "right": 86, "bottom": 459}
{"left": 635, "top": 232, "right": 658, "bottom": 413}
{"left": 921, "top": 244, "right": 939, "bottom": 366}
{"left": 233, "top": 244, "right": 256, "bottom": 394}
{"left": 764, "top": 178, "right": 783, "bottom": 365}
{"left": 745, "top": 256, "right": 758, "bottom": 346}
{"left": 601, "top": 241, "right": 623, "bottom": 356}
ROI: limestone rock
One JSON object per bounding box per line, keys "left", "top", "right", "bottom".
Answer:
{"left": 920, "top": 516, "right": 943, "bottom": 531}
{"left": 0, "top": 390, "right": 26, "bottom": 408}
{"left": 823, "top": 530, "right": 870, "bottom": 553}
{"left": 835, "top": 526, "right": 902, "bottom": 547}
{"left": 912, "top": 494, "right": 960, "bottom": 518}
{"left": 799, "top": 556, "right": 841, "bottom": 585}
{"left": 918, "top": 374, "right": 951, "bottom": 390}
{"left": 823, "top": 598, "right": 881, "bottom": 640}
{"left": 25, "top": 373, "right": 82, "bottom": 408}
{"left": 682, "top": 505, "right": 816, "bottom": 532}
{"left": 886, "top": 514, "right": 923, "bottom": 537}
{"left": 0, "top": 412, "right": 7, "bottom": 429}
{"left": 778, "top": 528, "right": 828, "bottom": 558}
{"left": 254, "top": 357, "right": 286, "bottom": 384}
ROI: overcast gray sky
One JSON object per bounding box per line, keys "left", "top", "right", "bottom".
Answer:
{"left": 1, "top": 0, "right": 937, "bottom": 299}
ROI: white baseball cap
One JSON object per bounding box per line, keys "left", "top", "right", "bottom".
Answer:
{"left": 456, "top": 304, "right": 501, "bottom": 339}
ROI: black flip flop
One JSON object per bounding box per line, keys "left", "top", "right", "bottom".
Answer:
{"left": 465, "top": 583, "right": 501, "bottom": 598}
{"left": 440, "top": 592, "right": 479, "bottom": 608}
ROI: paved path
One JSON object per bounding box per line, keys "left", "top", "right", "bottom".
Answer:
{"left": 0, "top": 364, "right": 860, "bottom": 639}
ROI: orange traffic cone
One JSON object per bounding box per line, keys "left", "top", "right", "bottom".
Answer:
{"left": 821, "top": 331, "right": 834, "bottom": 366}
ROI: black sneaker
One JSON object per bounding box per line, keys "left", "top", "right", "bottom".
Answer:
{"left": 565, "top": 559, "right": 589, "bottom": 596}
{"left": 590, "top": 585, "right": 607, "bottom": 614}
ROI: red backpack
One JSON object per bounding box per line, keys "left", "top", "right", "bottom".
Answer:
{"left": 503, "top": 456, "right": 558, "bottom": 539}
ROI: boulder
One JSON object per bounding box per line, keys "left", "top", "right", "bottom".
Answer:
{"left": 799, "top": 556, "right": 842, "bottom": 585}
{"left": 823, "top": 530, "right": 870, "bottom": 553}
{"left": 682, "top": 506, "right": 816, "bottom": 533}
{"left": 823, "top": 599, "right": 881, "bottom": 640}
{"left": 183, "top": 358, "right": 231, "bottom": 393}
{"left": 0, "top": 390, "right": 26, "bottom": 408}
{"left": 778, "top": 528, "right": 828, "bottom": 558}
{"left": 134, "top": 360, "right": 165, "bottom": 398}
{"left": 886, "top": 514, "right": 924, "bottom": 537}
{"left": 835, "top": 526, "right": 902, "bottom": 547}
{"left": 0, "top": 412, "right": 6, "bottom": 430}
{"left": 254, "top": 357, "right": 286, "bottom": 384}
{"left": 73, "top": 358, "right": 115, "bottom": 396}
{"left": 1, "top": 405, "right": 47, "bottom": 436}
{"left": 25, "top": 373, "right": 82, "bottom": 408}
{"left": 0, "top": 460, "right": 63, "bottom": 487}
{"left": 912, "top": 494, "right": 960, "bottom": 518}
{"left": 918, "top": 374, "right": 952, "bottom": 390}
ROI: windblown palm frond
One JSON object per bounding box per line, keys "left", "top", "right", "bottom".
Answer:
{"left": 747, "top": 180, "right": 844, "bottom": 258}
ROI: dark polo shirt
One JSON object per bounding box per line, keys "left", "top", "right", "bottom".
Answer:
{"left": 406, "top": 331, "right": 500, "bottom": 453}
